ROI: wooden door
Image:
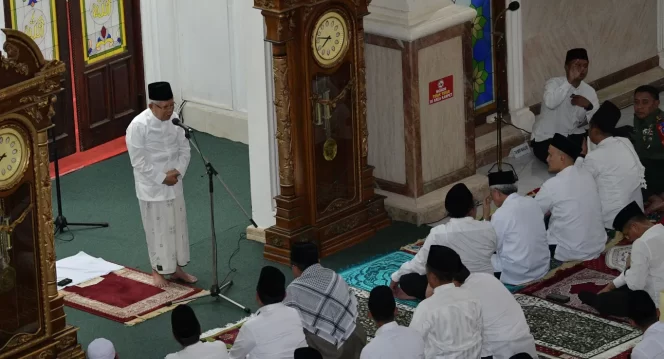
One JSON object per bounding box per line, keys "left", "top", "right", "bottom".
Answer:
{"left": 68, "top": 0, "right": 145, "bottom": 150}
{"left": 3, "top": 0, "right": 77, "bottom": 159}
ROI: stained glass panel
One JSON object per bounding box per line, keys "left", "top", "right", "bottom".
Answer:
{"left": 454, "top": 0, "right": 496, "bottom": 112}
{"left": 9, "top": 0, "right": 59, "bottom": 60}
{"left": 80, "top": 0, "right": 127, "bottom": 65}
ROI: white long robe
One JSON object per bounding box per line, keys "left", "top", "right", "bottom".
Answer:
{"left": 126, "top": 109, "right": 191, "bottom": 274}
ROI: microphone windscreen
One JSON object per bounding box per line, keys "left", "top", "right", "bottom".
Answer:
{"left": 508, "top": 1, "right": 520, "bottom": 11}
{"left": 172, "top": 118, "right": 180, "bottom": 125}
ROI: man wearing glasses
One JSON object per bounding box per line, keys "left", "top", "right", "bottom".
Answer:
{"left": 125, "top": 82, "right": 196, "bottom": 288}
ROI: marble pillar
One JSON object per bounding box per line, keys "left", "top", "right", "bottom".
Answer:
{"left": 658, "top": 0, "right": 664, "bottom": 68}
{"left": 505, "top": 0, "right": 535, "bottom": 133}
{"left": 365, "top": 0, "right": 488, "bottom": 225}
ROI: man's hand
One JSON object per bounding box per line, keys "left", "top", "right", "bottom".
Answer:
{"left": 571, "top": 95, "right": 591, "bottom": 109}
{"left": 389, "top": 280, "right": 399, "bottom": 293}
{"left": 581, "top": 137, "right": 588, "bottom": 156}
{"left": 162, "top": 173, "right": 179, "bottom": 186}
{"left": 483, "top": 195, "right": 492, "bottom": 220}
{"left": 567, "top": 60, "right": 582, "bottom": 83}
{"left": 598, "top": 282, "right": 616, "bottom": 294}
{"left": 167, "top": 169, "right": 180, "bottom": 177}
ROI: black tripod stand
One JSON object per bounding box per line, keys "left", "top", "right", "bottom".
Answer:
{"left": 50, "top": 128, "right": 109, "bottom": 235}
{"left": 166, "top": 121, "right": 255, "bottom": 313}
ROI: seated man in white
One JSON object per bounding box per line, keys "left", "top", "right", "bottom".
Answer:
{"left": 390, "top": 183, "right": 497, "bottom": 300}
{"left": 626, "top": 291, "right": 664, "bottom": 359}
{"left": 165, "top": 304, "right": 229, "bottom": 359}
{"left": 284, "top": 242, "right": 366, "bottom": 359}
{"left": 360, "top": 286, "right": 424, "bottom": 359}
{"left": 409, "top": 245, "right": 482, "bottom": 359}
{"left": 531, "top": 48, "right": 599, "bottom": 163}
{"left": 579, "top": 202, "right": 664, "bottom": 317}
{"left": 535, "top": 133, "right": 606, "bottom": 262}
{"left": 449, "top": 250, "right": 538, "bottom": 359}
{"left": 229, "top": 266, "right": 307, "bottom": 359}
{"left": 485, "top": 170, "right": 550, "bottom": 285}
{"left": 576, "top": 100, "right": 645, "bottom": 229}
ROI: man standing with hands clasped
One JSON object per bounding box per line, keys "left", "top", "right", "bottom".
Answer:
{"left": 126, "top": 81, "right": 196, "bottom": 288}
{"left": 531, "top": 48, "right": 599, "bottom": 163}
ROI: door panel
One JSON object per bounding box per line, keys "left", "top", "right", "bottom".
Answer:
{"left": 3, "top": 0, "right": 77, "bottom": 159}
{"left": 69, "top": 0, "right": 145, "bottom": 150}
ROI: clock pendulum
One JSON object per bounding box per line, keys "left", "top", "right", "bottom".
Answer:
{"left": 0, "top": 202, "right": 15, "bottom": 294}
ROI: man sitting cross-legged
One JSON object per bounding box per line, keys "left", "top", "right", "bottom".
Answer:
{"left": 409, "top": 245, "right": 483, "bottom": 359}
{"left": 579, "top": 201, "right": 664, "bottom": 317}
{"left": 360, "top": 286, "right": 424, "bottom": 359}
{"left": 165, "top": 304, "right": 229, "bottom": 359}
{"left": 229, "top": 266, "right": 307, "bottom": 359}
{"left": 390, "top": 183, "right": 497, "bottom": 300}
{"left": 284, "top": 242, "right": 367, "bottom": 359}
{"left": 485, "top": 170, "right": 550, "bottom": 286}
{"left": 535, "top": 133, "right": 606, "bottom": 262}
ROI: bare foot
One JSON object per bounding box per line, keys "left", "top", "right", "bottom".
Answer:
{"left": 152, "top": 270, "right": 169, "bottom": 288}
{"left": 393, "top": 287, "right": 417, "bottom": 301}
{"left": 171, "top": 267, "right": 198, "bottom": 284}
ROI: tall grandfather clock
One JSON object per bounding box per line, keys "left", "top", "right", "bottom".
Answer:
{"left": 0, "top": 30, "right": 84, "bottom": 358}
{"left": 254, "top": 0, "right": 391, "bottom": 263}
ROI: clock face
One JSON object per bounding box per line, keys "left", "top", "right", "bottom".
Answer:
{"left": 0, "top": 127, "right": 27, "bottom": 185}
{"left": 311, "top": 11, "right": 350, "bottom": 67}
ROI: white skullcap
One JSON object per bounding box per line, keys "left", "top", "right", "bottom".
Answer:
{"left": 87, "top": 338, "right": 116, "bottom": 359}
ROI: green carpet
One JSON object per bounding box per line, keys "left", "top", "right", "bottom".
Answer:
{"left": 52, "top": 133, "right": 429, "bottom": 358}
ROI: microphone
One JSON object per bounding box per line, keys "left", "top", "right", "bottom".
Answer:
{"left": 172, "top": 118, "right": 194, "bottom": 137}
{"left": 507, "top": 1, "right": 520, "bottom": 11}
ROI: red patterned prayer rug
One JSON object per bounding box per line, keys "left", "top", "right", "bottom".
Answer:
{"left": 61, "top": 267, "right": 207, "bottom": 325}
{"left": 518, "top": 257, "right": 625, "bottom": 319}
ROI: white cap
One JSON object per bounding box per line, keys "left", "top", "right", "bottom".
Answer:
{"left": 87, "top": 338, "right": 116, "bottom": 359}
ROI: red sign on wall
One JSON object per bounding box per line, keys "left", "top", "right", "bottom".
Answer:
{"left": 429, "top": 75, "right": 454, "bottom": 105}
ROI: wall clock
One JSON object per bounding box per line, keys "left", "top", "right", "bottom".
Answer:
{"left": 311, "top": 10, "right": 350, "bottom": 68}
{"left": 0, "top": 125, "right": 29, "bottom": 190}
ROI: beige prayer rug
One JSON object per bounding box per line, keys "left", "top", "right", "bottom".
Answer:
{"left": 605, "top": 245, "right": 631, "bottom": 272}
{"left": 60, "top": 267, "right": 208, "bottom": 326}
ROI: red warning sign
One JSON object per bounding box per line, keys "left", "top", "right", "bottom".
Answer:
{"left": 429, "top": 75, "right": 454, "bottom": 105}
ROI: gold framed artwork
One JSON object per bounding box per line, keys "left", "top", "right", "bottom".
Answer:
{"left": 9, "top": 0, "right": 59, "bottom": 60}
{"left": 80, "top": 0, "right": 127, "bottom": 65}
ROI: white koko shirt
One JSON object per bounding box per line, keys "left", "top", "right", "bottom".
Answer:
{"left": 575, "top": 136, "right": 645, "bottom": 228}
{"left": 126, "top": 109, "right": 191, "bottom": 202}
{"left": 461, "top": 273, "right": 538, "bottom": 359}
{"left": 490, "top": 193, "right": 550, "bottom": 285}
{"left": 409, "top": 283, "right": 483, "bottom": 359}
{"left": 613, "top": 224, "right": 664, "bottom": 308}
{"left": 535, "top": 165, "right": 607, "bottom": 262}
{"left": 532, "top": 77, "right": 599, "bottom": 142}
{"left": 391, "top": 217, "right": 497, "bottom": 282}
{"left": 360, "top": 321, "right": 425, "bottom": 359}
{"left": 229, "top": 303, "right": 307, "bottom": 359}
{"left": 631, "top": 322, "right": 664, "bottom": 359}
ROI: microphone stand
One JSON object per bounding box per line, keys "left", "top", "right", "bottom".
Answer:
{"left": 167, "top": 116, "right": 254, "bottom": 314}
{"left": 488, "top": 4, "right": 518, "bottom": 175}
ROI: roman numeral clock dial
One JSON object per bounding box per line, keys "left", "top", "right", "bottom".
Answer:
{"left": 311, "top": 11, "right": 349, "bottom": 67}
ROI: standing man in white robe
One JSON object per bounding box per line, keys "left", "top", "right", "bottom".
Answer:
{"left": 576, "top": 101, "right": 646, "bottom": 229}
{"left": 531, "top": 48, "right": 599, "bottom": 163}
{"left": 535, "top": 134, "right": 606, "bottom": 262}
{"left": 126, "top": 82, "right": 196, "bottom": 288}
{"left": 484, "top": 170, "right": 550, "bottom": 286}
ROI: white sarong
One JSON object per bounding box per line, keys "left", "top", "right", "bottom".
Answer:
{"left": 138, "top": 194, "right": 190, "bottom": 274}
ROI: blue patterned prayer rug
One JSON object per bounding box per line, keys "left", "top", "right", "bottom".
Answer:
{"left": 339, "top": 251, "right": 419, "bottom": 307}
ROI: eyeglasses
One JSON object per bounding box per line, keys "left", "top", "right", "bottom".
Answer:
{"left": 153, "top": 102, "right": 177, "bottom": 111}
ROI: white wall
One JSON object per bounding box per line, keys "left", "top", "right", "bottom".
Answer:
{"left": 0, "top": 3, "right": 6, "bottom": 51}
{"left": 141, "top": 0, "right": 249, "bottom": 144}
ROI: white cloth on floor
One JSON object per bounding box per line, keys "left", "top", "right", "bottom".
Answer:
{"left": 56, "top": 251, "right": 124, "bottom": 290}
{"left": 139, "top": 194, "right": 190, "bottom": 274}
